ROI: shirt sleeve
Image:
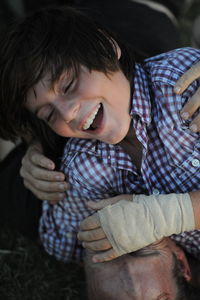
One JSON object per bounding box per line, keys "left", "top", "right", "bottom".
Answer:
{"left": 39, "top": 150, "right": 118, "bottom": 262}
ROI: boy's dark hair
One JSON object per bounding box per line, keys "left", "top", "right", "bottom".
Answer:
{"left": 0, "top": 5, "right": 134, "bottom": 144}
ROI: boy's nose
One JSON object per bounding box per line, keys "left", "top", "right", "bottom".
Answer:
{"left": 57, "top": 100, "right": 80, "bottom": 123}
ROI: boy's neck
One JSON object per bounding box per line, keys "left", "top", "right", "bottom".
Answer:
{"left": 118, "top": 126, "right": 143, "bottom": 170}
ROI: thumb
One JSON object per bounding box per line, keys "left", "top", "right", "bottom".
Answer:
{"left": 86, "top": 195, "right": 125, "bottom": 210}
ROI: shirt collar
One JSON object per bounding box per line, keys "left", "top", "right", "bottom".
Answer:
{"left": 62, "top": 138, "right": 136, "bottom": 173}
{"left": 130, "top": 63, "right": 152, "bottom": 125}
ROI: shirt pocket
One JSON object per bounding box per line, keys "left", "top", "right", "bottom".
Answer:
{"left": 170, "top": 140, "right": 200, "bottom": 186}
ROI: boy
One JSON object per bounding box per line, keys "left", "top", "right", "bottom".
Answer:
{"left": 0, "top": 6, "right": 200, "bottom": 264}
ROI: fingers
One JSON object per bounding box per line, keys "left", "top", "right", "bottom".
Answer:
{"left": 29, "top": 148, "right": 55, "bottom": 170}
{"left": 86, "top": 197, "right": 120, "bottom": 210}
{"left": 189, "top": 114, "right": 200, "bottom": 133}
{"left": 20, "top": 162, "right": 65, "bottom": 182}
{"left": 80, "top": 213, "right": 101, "bottom": 230}
{"left": 79, "top": 212, "right": 119, "bottom": 263}
{"left": 23, "top": 179, "right": 66, "bottom": 203}
{"left": 86, "top": 194, "right": 133, "bottom": 210}
{"left": 92, "top": 249, "right": 119, "bottom": 263}
{"left": 20, "top": 143, "right": 68, "bottom": 202}
{"left": 78, "top": 227, "right": 106, "bottom": 242}
{"left": 179, "top": 86, "right": 200, "bottom": 133}
{"left": 24, "top": 177, "right": 68, "bottom": 192}
{"left": 25, "top": 143, "right": 56, "bottom": 170}
{"left": 175, "top": 61, "right": 200, "bottom": 94}
{"left": 83, "top": 238, "right": 112, "bottom": 251}
{"left": 181, "top": 90, "right": 200, "bottom": 117}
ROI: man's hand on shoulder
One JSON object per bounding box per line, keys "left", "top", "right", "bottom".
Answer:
{"left": 175, "top": 60, "right": 200, "bottom": 133}
{"left": 20, "top": 141, "right": 69, "bottom": 204}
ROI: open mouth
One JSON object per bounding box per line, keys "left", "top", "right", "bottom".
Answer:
{"left": 83, "top": 103, "right": 103, "bottom": 131}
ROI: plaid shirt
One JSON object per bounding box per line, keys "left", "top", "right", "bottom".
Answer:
{"left": 39, "top": 47, "right": 200, "bottom": 262}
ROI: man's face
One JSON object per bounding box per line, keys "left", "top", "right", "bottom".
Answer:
{"left": 123, "top": 249, "right": 177, "bottom": 300}
{"left": 26, "top": 67, "right": 131, "bottom": 144}
{"left": 86, "top": 238, "right": 191, "bottom": 300}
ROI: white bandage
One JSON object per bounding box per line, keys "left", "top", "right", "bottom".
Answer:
{"left": 98, "top": 193, "right": 195, "bottom": 256}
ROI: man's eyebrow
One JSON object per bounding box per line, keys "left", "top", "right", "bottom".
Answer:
{"left": 129, "top": 251, "right": 160, "bottom": 258}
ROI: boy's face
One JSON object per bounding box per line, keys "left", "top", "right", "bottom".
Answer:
{"left": 26, "top": 67, "right": 131, "bottom": 144}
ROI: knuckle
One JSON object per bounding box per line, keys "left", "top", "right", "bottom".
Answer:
{"left": 88, "top": 231, "right": 96, "bottom": 240}
{"left": 48, "top": 183, "right": 55, "bottom": 191}
{"left": 47, "top": 173, "right": 55, "bottom": 181}
{"left": 31, "top": 169, "right": 38, "bottom": 178}
{"left": 34, "top": 181, "right": 41, "bottom": 190}
{"left": 97, "top": 240, "right": 110, "bottom": 250}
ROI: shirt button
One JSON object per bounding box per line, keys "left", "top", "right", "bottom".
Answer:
{"left": 192, "top": 158, "right": 200, "bottom": 167}
{"left": 153, "top": 189, "right": 160, "bottom": 195}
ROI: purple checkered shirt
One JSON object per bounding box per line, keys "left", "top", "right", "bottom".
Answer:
{"left": 39, "top": 47, "right": 200, "bottom": 262}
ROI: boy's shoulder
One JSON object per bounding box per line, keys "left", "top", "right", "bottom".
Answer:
{"left": 60, "top": 138, "right": 133, "bottom": 192}
{"left": 61, "top": 137, "right": 134, "bottom": 175}
{"left": 61, "top": 137, "right": 123, "bottom": 167}
{"left": 143, "top": 47, "right": 200, "bottom": 85}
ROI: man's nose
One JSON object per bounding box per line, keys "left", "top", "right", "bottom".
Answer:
{"left": 57, "top": 100, "right": 80, "bottom": 123}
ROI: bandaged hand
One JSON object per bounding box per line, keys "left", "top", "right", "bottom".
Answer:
{"left": 78, "top": 193, "right": 195, "bottom": 263}
{"left": 78, "top": 194, "right": 132, "bottom": 262}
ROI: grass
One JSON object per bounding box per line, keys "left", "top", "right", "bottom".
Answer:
{"left": 1, "top": 1, "right": 200, "bottom": 299}
{"left": 0, "top": 228, "right": 86, "bottom": 300}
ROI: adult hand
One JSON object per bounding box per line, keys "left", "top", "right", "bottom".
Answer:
{"left": 78, "top": 193, "right": 194, "bottom": 263}
{"left": 78, "top": 194, "right": 132, "bottom": 263}
{"left": 175, "top": 61, "right": 200, "bottom": 132}
{"left": 20, "top": 142, "right": 69, "bottom": 204}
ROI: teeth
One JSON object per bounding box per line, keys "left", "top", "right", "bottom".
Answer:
{"left": 83, "top": 104, "right": 101, "bottom": 130}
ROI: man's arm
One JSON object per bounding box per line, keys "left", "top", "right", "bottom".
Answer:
{"left": 78, "top": 191, "right": 200, "bottom": 263}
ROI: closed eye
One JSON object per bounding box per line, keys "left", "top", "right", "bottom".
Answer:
{"left": 37, "top": 104, "right": 56, "bottom": 123}
{"left": 46, "top": 107, "right": 55, "bottom": 122}
{"left": 62, "top": 78, "right": 75, "bottom": 95}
